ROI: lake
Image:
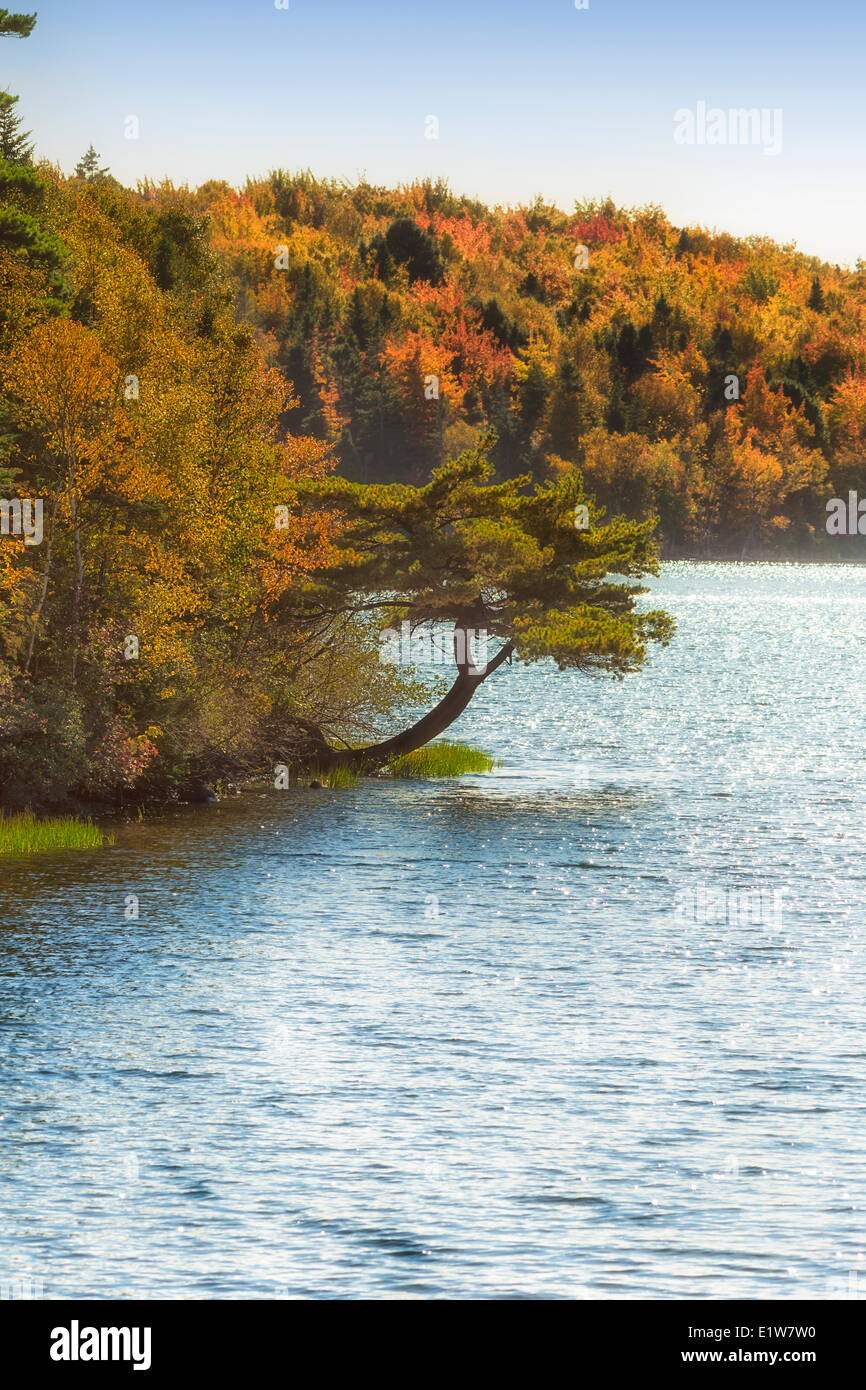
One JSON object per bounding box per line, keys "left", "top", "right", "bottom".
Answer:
{"left": 1, "top": 561, "right": 865, "bottom": 1299}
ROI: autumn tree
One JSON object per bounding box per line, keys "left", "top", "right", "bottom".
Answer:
{"left": 0, "top": 167, "right": 418, "bottom": 804}
{"left": 185, "top": 172, "right": 866, "bottom": 552}
{"left": 5, "top": 318, "right": 120, "bottom": 677}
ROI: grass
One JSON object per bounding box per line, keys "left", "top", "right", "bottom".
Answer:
{"left": 290, "top": 741, "right": 499, "bottom": 786}
{"left": 0, "top": 811, "right": 115, "bottom": 857}
{"left": 386, "top": 741, "right": 500, "bottom": 779}
{"left": 309, "top": 764, "right": 361, "bottom": 789}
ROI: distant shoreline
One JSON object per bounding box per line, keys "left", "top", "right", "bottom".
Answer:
{"left": 661, "top": 553, "right": 866, "bottom": 564}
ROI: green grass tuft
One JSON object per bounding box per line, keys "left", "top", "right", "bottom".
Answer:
{"left": 386, "top": 741, "right": 500, "bottom": 779}
{"left": 0, "top": 811, "right": 115, "bottom": 857}
{"left": 314, "top": 764, "right": 360, "bottom": 788}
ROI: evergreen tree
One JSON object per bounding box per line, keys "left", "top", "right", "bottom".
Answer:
{"left": 0, "top": 11, "right": 36, "bottom": 164}
{"left": 0, "top": 7, "right": 35, "bottom": 37}
{"left": 376, "top": 217, "right": 444, "bottom": 286}
{"left": 74, "top": 144, "right": 110, "bottom": 182}
{"left": 636, "top": 323, "right": 654, "bottom": 366}
{"left": 547, "top": 358, "right": 599, "bottom": 456}
{"left": 287, "top": 432, "right": 673, "bottom": 771}
{"left": 653, "top": 292, "right": 671, "bottom": 323}
{"left": 616, "top": 322, "right": 639, "bottom": 373}
{"left": 808, "top": 276, "right": 825, "bottom": 312}
{"left": 477, "top": 296, "right": 525, "bottom": 350}
{"left": 0, "top": 91, "right": 32, "bottom": 162}
{"left": 0, "top": 9, "right": 64, "bottom": 290}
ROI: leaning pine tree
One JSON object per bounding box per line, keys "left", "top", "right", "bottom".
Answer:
{"left": 285, "top": 432, "right": 674, "bottom": 772}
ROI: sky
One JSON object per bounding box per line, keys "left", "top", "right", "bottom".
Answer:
{"left": 5, "top": 0, "right": 865, "bottom": 266}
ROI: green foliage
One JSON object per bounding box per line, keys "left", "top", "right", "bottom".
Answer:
{"left": 0, "top": 811, "right": 113, "bottom": 856}
{"left": 0, "top": 8, "right": 36, "bottom": 38}
{"left": 387, "top": 742, "right": 499, "bottom": 777}
{"left": 0, "top": 154, "right": 68, "bottom": 295}
{"left": 0, "top": 91, "right": 32, "bottom": 162}
{"left": 0, "top": 15, "right": 67, "bottom": 285}
{"left": 374, "top": 217, "right": 445, "bottom": 285}
{"left": 150, "top": 204, "right": 216, "bottom": 292}
{"left": 291, "top": 430, "right": 673, "bottom": 677}
{"left": 73, "top": 144, "right": 111, "bottom": 183}
{"left": 808, "top": 276, "right": 825, "bottom": 312}
{"left": 475, "top": 296, "right": 526, "bottom": 350}
{"left": 304, "top": 764, "right": 360, "bottom": 788}
{"left": 0, "top": 154, "right": 41, "bottom": 197}
{"left": 741, "top": 264, "right": 779, "bottom": 304}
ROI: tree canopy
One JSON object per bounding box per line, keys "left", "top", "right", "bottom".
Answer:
{"left": 288, "top": 433, "right": 673, "bottom": 768}
{"left": 0, "top": 8, "right": 36, "bottom": 38}
{"left": 0, "top": 10, "right": 681, "bottom": 803}
{"left": 0, "top": 44, "right": 421, "bottom": 802}
{"left": 176, "top": 173, "right": 864, "bottom": 559}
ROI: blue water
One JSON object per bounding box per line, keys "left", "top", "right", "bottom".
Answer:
{"left": 1, "top": 562, "right": 865, "bottom": 1299}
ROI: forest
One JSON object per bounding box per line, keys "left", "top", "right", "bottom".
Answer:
{"left": 1, "top": 7, "right": 864, "bottom": 805}
{"left": 187, "top": 169, "right": 866, "bottom": 559}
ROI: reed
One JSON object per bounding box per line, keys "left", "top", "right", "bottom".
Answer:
{"left": 386, "top": 742, "right": 499, "bottom": 778}
{"left": 0, "top": 811, "right": 114, "bottom": 856}
{"left": 313, "top": 764, "right": 360, "bottom": 788}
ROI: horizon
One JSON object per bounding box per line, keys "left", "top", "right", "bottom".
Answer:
{"left": 6, "top": 0, "right": 865, "bottom": 269}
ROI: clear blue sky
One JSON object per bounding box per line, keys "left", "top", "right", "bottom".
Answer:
{"left": 5, "top": 0, "right": 864, "bottom": 266}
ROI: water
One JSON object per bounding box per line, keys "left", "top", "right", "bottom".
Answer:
{"left": 1, "top": 562, "right": 865, "bottom": 1300}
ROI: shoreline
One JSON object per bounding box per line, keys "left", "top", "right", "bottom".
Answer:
{"left": 660, "top": 552, "right": 866, "bottom": 564}
{"left": 1, "top": 741, "right": 501, "bottom": 835}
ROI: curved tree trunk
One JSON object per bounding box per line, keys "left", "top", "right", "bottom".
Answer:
{"left": 319, "top": 629, "right": 514, "bottom": 773}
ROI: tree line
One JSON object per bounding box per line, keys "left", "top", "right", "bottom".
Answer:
{"left": 26, "top": 7, "right": 861, "bottom": 800}
{"left": 176, "top": 170, "right": 866, "bottom": 559}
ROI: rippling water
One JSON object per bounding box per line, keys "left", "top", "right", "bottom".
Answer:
{"left": 2, "top": 562, "right": 865, "bottom": 1299}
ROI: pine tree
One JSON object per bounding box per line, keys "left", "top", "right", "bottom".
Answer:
{"left": 286, "top": 432, "right": 673, "bottom": 771}
{"left": 808, "top": 276, "right": 825, "bottom": 312}
{"left": 74, "top": 144, "right": 110, "bottom": 182}
{"left": 0, "top": 11, "right": 36, "bottom": 162}
{"left": 0, "top": 12, "right": 66, "bottom": 297}
{"left": 0, "top": 90, "right": 32, "bottom": 162}
{"left": 0, "top": 8, "right": 36, "bottom": 38}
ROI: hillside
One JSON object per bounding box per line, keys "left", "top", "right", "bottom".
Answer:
{"left": 174, "top": 171, "right": 866, "bottom": 558}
